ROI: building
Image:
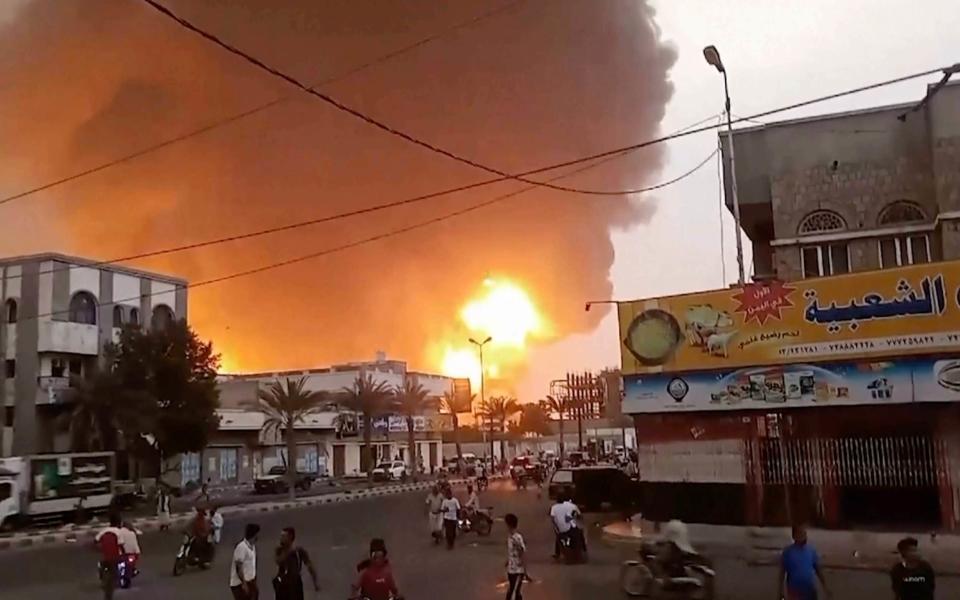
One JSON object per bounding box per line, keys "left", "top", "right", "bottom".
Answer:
{"left": 1, "top": 253, "right": 187, "bottom": 456}
{"left": 180, "top": 353, "right": 453, "bottom": 488}
{"left": 621, "top": 80, "right": 960, "bottom": 530}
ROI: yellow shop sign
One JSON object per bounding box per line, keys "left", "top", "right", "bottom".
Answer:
{"left": 618, "top": 261, "right": 960, "bottom": 375}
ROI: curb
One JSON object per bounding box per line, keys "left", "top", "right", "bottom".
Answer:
{"left": 0, "top": 479, "right": 466, "bottom": 553}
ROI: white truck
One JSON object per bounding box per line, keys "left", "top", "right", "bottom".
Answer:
{"left": 0, "top": 452, "right": 115, "bottom": 530}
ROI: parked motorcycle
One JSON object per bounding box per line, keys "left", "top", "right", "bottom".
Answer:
{"left": 458, "top": 508, "right": 493, "bottom": 536}
{"left": 619, "top": 540, "right": 715, "bottom": 599}
{"left": 172, "top": 535, "right": 214, "bottom": 576}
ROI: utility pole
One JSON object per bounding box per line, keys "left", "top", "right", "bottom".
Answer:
{"left": 469, "top": 337, "right": 493, "bottom": 464}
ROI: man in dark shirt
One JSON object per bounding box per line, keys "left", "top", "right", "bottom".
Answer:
{"left": 891, "top": 537, "right": 935, "bottom": 600}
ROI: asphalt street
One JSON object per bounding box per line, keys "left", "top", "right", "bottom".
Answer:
{"left": 1, "top": 479, "right": 958, "bottom": 600}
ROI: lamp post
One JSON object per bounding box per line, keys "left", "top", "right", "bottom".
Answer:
{"left": 469, "top": 336, "right": 494, "bottom": 465}
{"left": 703, "top": 44, "right": 746, "bottom": 287}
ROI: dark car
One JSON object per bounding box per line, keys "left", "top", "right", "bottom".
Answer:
{"left": 548, "top": 466, "right": 639, "bottom": 512}
{"left": 254, "top": 466, "right": 315, "bottom": 494}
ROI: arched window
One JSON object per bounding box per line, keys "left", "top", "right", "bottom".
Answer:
{"left": 798, "top": 210, "right": 846, "bottom": 235}
{"left": 151, "top": 305, "right": 174, "bottom": 331}
{"left": 4, "top": 299, "right": 17, "bottom": 324}
{"left": 878, "top": 201, "right": 926, "bottom": 225}
{"left": 112, "top": 305, "right": 124, "bottom": 328}
{"left": 130, "top": 307, "right": 140, "bottom": 327}
{"left": 798, "top": 211, "right": 849, "bottom": 279}
{"left": 68, "top": 291, "right": 97, "bottom": 325}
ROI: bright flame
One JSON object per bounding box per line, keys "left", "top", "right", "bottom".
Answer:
{"left": 462, "top": 279, "right": 542, "bottom": 347}
{"left": 438, "top": 278, "right": 547, "bottom": 394}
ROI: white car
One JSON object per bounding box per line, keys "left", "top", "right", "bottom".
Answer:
{"left": 371, "top": 461, "right": 407, "bottom": 481}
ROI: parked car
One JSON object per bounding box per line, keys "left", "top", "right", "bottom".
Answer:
{"left": 254, "top": 466, "right": 315, "bottom": 494}
{"left": 548, "top": 466, "right": 640, "bottom": 512}
{"left": 371, "top": 461, "right": 407, "bottom": 482}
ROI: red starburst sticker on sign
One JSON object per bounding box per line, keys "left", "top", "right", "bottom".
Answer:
{"left": 732, "top": 281, "right": 795, "bottom": 325}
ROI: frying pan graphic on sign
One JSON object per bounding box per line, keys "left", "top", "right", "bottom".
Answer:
{"left": 623, "top": 309, "right": 683, "bottom": 366}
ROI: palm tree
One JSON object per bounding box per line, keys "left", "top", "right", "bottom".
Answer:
{"left": 478, "top": 396, "right": 522, "bottom": 460}
{"left": 542, "top": 395, "right": 569, "bottom": 458}
{"left": 254, "top": 377, "right": 326, "bottom": 499}
{"left": 340, "top": 374, "right": 393, "bottom": 479}
{"left": 392, "top": 379, "right": 434, "bottom": 476}
{"left": 440, "top": 391, "right": 474, "bottom": 467}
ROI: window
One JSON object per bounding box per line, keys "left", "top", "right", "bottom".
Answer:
{"left": 801, "top": 244, "right": 850, "bottom": 278}
{"left": 68, "top": 359, "right": 83, "bottom": 377}
{"left": 129, "top": 307, "right": 140, "bottom": 327}
{"left": 151, "top": 305, "right": 174, "bottom": 331}
{"left": 51, "top": 359, "right": 65, "bottom": 378}
{"left": 878, "top": 201, "right": 926, "bottom": 226}
{"left": 879, "top": 235, "right": 931, "bottom": 268}
{"left": 68, "top": 291, "right": 97, "bottom": 325}
{"left": 3, "top": 299, "right": 16, "bottom": 324}
{"left": 798, "top": 210, "right": 846, "bottom": 235}
{"left": 4, "top": 359, "right": 13, "bottom": 378}
{"left": 0, "top": 482, "right": 11, "bottom": 503}
{"left": 112, "top": 305, "right": 124, "bottom": 327}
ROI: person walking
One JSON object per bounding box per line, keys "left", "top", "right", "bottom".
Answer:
{"left": 777, "top": 524, "right": 831, "bottom": 600}
{"left": 891, "top": 537, "right": 935, "bottom": 600}
{"left": 211, "top": 507, "right": 224, "bottom": 544}
{"left": 231, "top": 523, "right": 260, "bottom": 600}
{"left": 440, "top": 486, "right": 461, "bottom": 550}
{"left": 504, "top": 513, "right": 527, "bottom": 600}
{"left": 425, "top": 485, "right": 444, "bottom": 544}
{"left": 156, "top": 487, "right": 171, "bottom": 531}
{"left": 273, "top": 527, "right": 319, "bottom": 600}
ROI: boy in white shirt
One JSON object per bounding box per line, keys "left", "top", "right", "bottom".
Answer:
{"left": 230, "top": 523, "right": 260, "bottom": 600}
{"left": 439, "top": 486, "right": 461, "bottom": 550}
{"left": 504, "top": 513, "right": 527, "bottom": 600}
{"left": 210, "top": 507, "right": 224, "bottom": 544}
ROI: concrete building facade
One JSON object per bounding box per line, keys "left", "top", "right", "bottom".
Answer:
{"left": 184, "top": 354, "right": 453, "bottom": 488}
{"left": 1, "top": 253, "right": 186, "bottom": 456}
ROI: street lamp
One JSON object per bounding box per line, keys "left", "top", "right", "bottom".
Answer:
{"left": 469, "top": 336, "right": 494, "bottom": 465}
{"left": 703, "top": 44, "right": 746, "bottom": 287}
{"left": 584, "top": 300, "right": 620, "bottom": 312}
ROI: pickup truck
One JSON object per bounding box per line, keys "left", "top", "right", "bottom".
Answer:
{"left": 0, "top": 452, "right": 115, "bottom": 530}
{"left": 254, "top": 466, "right": 315, "bottom": 494}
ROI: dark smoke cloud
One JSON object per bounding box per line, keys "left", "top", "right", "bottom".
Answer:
{"left": 0, "top": 0, "right": 675, "bottom": 383}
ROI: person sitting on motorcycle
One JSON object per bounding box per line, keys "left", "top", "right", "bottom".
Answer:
{"left": 463, "top": 484, "right": 480, "bottom": 525}
{"left": 119, "top": 520, "right": 142, "bottom": 576}
{"left": 657, "top": 520, "right": 708, "bottom": 586}
{"left": 353, "top": 538, "right": 402, "bottom": 600}
{"left": 94, "top": 512, "right": 123, "bottom": 600}
{"left": 549, "top": 494, "right": 582, "bottom": 559}
{"left": 188, "top": 506, "right": 213, "bottom": 564}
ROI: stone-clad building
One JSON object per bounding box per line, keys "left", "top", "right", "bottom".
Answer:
{"left": 731, "top": 80, "right": 960, "bottom": 280}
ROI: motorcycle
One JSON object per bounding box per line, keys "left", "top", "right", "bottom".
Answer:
{"left": 476, "top": 475, "right": 489, "bottom": 492}
{"left": 556, "top": 527, "right": 587, "bottom": 564}
{"left": 458, "top": 508, "right": 494, "bottom": 536}
{"left": 172, "top": 535, "right": 214, "bottom": 576}
{"left": 97, "top": 554, "right": 138, "bottom": 589}
{"left": 619, "top": 541, "right": 715, "bottom": 599}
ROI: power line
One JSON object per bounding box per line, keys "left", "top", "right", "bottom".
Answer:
{"left": 24, "top": 147, "right": 718, "bottom": 321}
{"left": 1, "top": 63, "right": 953, "bottom": 280}
{"left": 1, "top": 114, "right": 720, "bottom": 284}
{"left": 138, "top": 0, "right": 717, "bottom": 197}
{"left": 0, "top": 0, "right": 524, "bottom": 208}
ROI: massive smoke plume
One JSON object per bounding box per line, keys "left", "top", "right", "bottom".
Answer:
{"left": 0, "top": 0, "right": 676, "bottom": 387}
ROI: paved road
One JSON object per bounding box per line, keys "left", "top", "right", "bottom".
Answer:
{"left": 1, "top": 480, "right": 958, "bottom": 599}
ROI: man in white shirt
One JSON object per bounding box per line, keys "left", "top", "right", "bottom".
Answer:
{"left": 549, "top": 495, "right": 581, "bottom": 559}
{"left": 439, "top": 486, "right": 461, "bottom": 550}
{"left": 230, "top": 523, "right": 260, "bottom": 600}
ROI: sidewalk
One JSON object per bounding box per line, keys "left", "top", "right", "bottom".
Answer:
{"left": 0, "top": 477, "right": 464, "bottom": 552}
{"left": 603, "top": 518, "right": 960, "bottom": 575}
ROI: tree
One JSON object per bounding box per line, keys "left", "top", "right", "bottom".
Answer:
{"left": 478, "top": 396, "right": 521, "bottom": 460}
{"left": 61, "top": 369, "right": 125, "bottom": 452}
{"left": 518, "top": 402, "right": 552, "bottom": 437}
{"left": 392, "top": 379, "right": 434, "bottom": 476}
{"left": 106, "top": 321, "right": 221, "bottom": 481}
{"left": 254, "top": 377, "right": 326, "bottom": 499}
{"left": 542, "top": 395, "right": 570, "bottom": 458}
{"left": 440, "top": 391, "right": 474, "bottom": 466}
{"left": 340, "top": 374, "right": 393, "bottom": 479}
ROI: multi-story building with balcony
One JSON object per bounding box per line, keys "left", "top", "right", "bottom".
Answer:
{"left": 1, "top": 253, "right": 187, "bottom": 455}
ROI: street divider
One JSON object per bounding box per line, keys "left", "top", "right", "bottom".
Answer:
{"left": 0, "top": 477, "right": 486, "bottom": 552}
